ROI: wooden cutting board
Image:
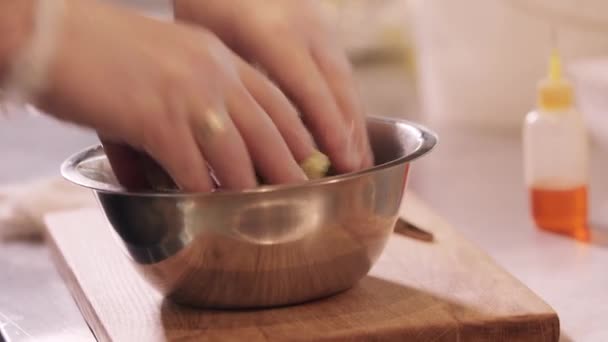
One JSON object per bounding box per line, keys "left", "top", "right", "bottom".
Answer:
{"left": 44, "top": 193, "right": 559, "bottom": 342}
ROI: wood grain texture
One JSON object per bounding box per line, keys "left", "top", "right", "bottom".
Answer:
{"left": 44, "top": 192, "right": 559, "bottom": 342}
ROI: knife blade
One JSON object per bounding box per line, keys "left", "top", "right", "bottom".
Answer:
{"left": 394, "top": 218, "right": 434, "bottom": 242}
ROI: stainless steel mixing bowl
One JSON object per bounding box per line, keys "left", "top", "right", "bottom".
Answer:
{"left": 61, "top": 116, "right": 437, "bottom": 309}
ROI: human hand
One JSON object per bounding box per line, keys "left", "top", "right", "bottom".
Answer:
{"left": 32, "top": 0, "right": 323, "bottom": 191}
{"left": 174, "top": 0, "right": 374, "bottom": 174}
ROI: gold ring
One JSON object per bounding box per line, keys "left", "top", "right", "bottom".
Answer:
{"left": 193, "top": 107, "right": 228, "bottom": 141}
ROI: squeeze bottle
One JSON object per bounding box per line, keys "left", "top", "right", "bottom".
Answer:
{"left": 523, "top": 50, "right": 590, "bottom": 241}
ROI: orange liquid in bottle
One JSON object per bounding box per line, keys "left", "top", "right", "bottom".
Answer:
{"left": 530, "top": 185, "right": 589, "bottom": 241}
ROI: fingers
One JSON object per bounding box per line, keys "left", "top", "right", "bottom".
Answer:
{"left": 237, "top": 59, "right": 316, "bottom": 165}
{"left": 142, "top": 118, "right": 214, "bottom": 192}
{"left": 226, "top": 82, "right": 307, "bottom": 185}
{"left": 248, "top": 40, "right": 360, "bottom": 174}
{"left": 188, "top": 101, "right": 258, "bottom": 190}
{"left": 103, "top": 102, "right": 260, "bottom": 192}
{"left": 311, "top": 42, "right": 374, "bottom": 169}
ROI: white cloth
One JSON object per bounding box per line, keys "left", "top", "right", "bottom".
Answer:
{"left": 0, "top": 177, "right": 96, "bottom": 240}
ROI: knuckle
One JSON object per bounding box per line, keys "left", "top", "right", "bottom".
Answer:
{"left": 265, "top": 79, "right": 288, "bottom": 101}
{"left": 331, "top": 59, "right": 353, "bottom": 83}
{"left": 262, "top": 78, "right": 295, "bottom": 109}
{"left": 159, "top": 62, "right": 211, "bottom": 111}
{"left": 184, "top": 43, "right": 237, "bottom": 86}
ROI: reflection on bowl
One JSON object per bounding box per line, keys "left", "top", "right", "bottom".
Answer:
{"left": 61, "top": 116, "right": 437, "bottom": 308}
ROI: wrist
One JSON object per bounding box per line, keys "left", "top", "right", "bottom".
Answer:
{"left": 1, "top": 0, "right": 66, "bottom": 108}
{"left": 0, "top": 0, "right": 36, "bottom": 82}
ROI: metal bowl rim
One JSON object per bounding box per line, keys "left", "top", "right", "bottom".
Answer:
{"left": 60, "top": 116, "right": 438, "bottom": 197}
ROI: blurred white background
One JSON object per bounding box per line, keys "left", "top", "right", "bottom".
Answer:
{"left": 410, "top": 0, "right": 608, "bottom": 131}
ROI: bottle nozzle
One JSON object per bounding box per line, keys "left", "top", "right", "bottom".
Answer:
{"left": 538, "top": 49, "right": 573, "bottom": 111}
{"left": 548, "top": 49, "right": 562, "bottom": 83}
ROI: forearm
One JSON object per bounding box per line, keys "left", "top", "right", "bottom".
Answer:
{"left": 0, "top": 0, "right": 35, "bottom": 83}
